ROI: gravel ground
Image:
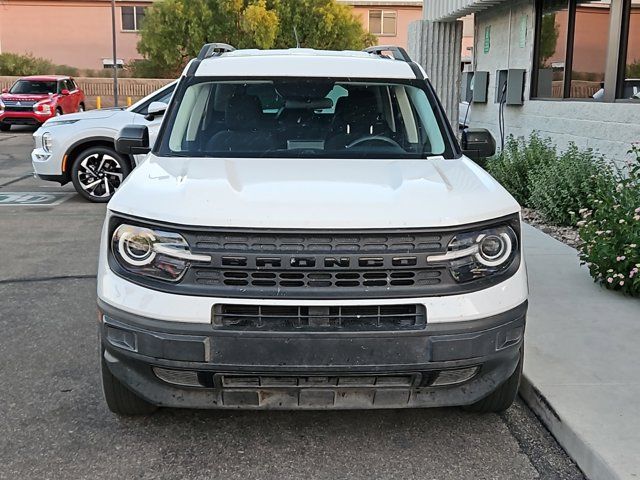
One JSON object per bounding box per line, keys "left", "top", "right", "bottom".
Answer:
{"left": 522, "top": 208, "right": 580, "bottom": 248}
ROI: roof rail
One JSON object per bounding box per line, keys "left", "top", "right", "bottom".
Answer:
{"left": 197, "top": 43, "right": 236, "bottom": 61}
{"left": 364, "top": 45, "right": 412, "bottom": 62}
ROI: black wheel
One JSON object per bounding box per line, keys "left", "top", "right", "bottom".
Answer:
{"left": 101, "top": 350, "right": 157, "bottom": 416}
{"left": 78, "top": 103, "right": 85, "bottom": 113}
{"left": 70, "top": 146, "right": 131, "bottom": 202}
{"left": 56, "top": 107, "right": 63, "bottom": 116}
{"left": 464, "top": 348, "right": 523, "bottom": 413}
{"left": 0, "top": 124, "right": 10, "bottom": 132}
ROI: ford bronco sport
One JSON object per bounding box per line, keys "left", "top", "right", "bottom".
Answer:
{"left": 98, "top": 44, "right": 528, "bottom": 415}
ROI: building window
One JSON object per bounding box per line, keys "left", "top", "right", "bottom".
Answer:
{"left": 534, "top": 0, "right": 612, "bottom": 99}
{"left": 619, "top": 0, "right": 640, "bottom": 99}
{"left": 121, "top": 6, "right": 146, "bottom": 32}
{"left": 369, "top": 10, "right": 397, "bottom": 36}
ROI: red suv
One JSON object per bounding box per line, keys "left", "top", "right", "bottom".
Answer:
{"left": 0, "top": 75, "right": 85, "bottom": 131}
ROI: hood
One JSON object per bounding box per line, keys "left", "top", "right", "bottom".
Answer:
{"left": 109, "top": 156, "right": 520, "bottom": 229}
{"left": 1, "top": 93, "right": 52, "bottom": 102}
{"left": 43, "top": 108, "right": 126, "bottom": 125}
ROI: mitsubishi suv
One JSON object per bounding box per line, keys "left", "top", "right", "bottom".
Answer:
{"left": 98, "top": 44, "right": 528, "bottom": 415}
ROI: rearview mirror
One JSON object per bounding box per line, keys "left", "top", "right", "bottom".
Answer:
{"left": 462, "top": 128, "right": 496, "bottom": 164}
{"left": 115, "top": 125, "right": 150, "bottom": 156}
{"left": 145, "top": 101, "right": 168, "bottom": 121}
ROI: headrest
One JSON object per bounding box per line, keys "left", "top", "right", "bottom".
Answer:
{"left": 335, "top": 90, "right": 380, "bottom": 130}
{"left": 225, "top": 95, "right": 263, "bottom": 130}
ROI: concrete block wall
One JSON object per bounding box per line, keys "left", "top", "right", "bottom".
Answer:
{"left": 408, "top": 19, "right": 463, "bottom": 128}
{"left": 470, "top": 0, "right": 640, "bottom": 166}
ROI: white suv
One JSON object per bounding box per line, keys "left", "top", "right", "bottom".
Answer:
{"left": 31, "top": 81, "right": 176, "bottom": 202}
{"left": 98, "top": 44, "right": 527, "bottom": 415}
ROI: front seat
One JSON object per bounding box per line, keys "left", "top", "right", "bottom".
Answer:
{"left": 326, "top": 90, "right": 389, "bottom": 150}
{"left": 207, "top": 95, "right": 279, "bottom": 153}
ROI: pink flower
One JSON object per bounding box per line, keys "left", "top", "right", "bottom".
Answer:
{"left": 607, "top": 277, "right": 614, "bottom": 284}
{"left": 620, "top": 281, "right": 625, "bottom": 287}
{"left": 617, "top": 256, "right": 627, "bottom": 261}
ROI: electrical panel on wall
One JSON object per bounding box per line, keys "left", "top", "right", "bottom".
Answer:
{"left": 495, "top": 69, "right": 526, "bottom": 106}
{"left": 506, "top": 69, "right": 526, "bottom": 105}
{"left": 472, "top": 71, "right": 489, "bottom": 104}
{"left": 461, "top": 72, "right": 474, "bottom": 103}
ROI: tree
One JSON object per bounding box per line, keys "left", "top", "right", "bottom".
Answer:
{"left": 137, "top": 0, "right": 279, "bottom": 76}
{"left": 538, "top": 13, "right": 560, "bottom": 68}
{"left": 271, "top": 0, "right": 376, "bottom": 50}
{"left": 137, "top": 0, "right": 374, "bottom": 77}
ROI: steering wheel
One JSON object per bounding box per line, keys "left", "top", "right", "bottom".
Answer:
{"left": 346, "top": 135, "right": 403, "bottom": 150}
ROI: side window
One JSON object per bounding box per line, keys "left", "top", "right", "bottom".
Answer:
{"left": 65, "top": 80, "right": 75, "bottom": 91}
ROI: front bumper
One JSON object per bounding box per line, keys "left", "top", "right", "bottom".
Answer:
{"left": 99, "top": 300, "right": 527, "bottom": 410}
{"left": 0, "top": 111, "right": 52, "bottom": 126}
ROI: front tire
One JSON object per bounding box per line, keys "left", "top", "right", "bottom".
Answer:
{"left": 78, "top": 103, "right": 85, "bottom": 113}
{"left": 101, "top": 351, "right": 158, "bottom": 416}
{"left": 464, "top": 348, "right": 523, "bottom": 413}
{"left": 0, "top": 124, "right": 10, "bottom": 132}
{"left": 70, "top": 146, "right": 131, "bottom": 202}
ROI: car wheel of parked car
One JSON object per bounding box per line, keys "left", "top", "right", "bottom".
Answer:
{"left": 0, "top": 124, "right": 10, "bottom": 132}
{"left": 78, "top": 103, "right": 85, "bottom": 113}
{"left": 71, "top": 146, "right": 132, "bottom": 203}
{"left": 101, "top": 349, "right": 158, "bottom": 416}
{"left": 55, "top": 108, "right": 63, "bottom": 116}
{"left": 463, "top": 348, "right": 523, "bottom": 413}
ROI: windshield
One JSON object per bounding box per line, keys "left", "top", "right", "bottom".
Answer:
{"left": 10, "top": 80, "right": 57, "bottom": 95}
{"left": 157, "top": 78, "right": 451, "bottom": 159}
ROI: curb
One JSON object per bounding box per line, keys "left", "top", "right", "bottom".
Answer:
{"left": 519, "top": 374, "right": 618, "bottom": 480}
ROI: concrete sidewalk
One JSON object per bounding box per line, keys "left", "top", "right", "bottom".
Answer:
{"left": 521, "top": 224, "right": 640, "bottom": 480}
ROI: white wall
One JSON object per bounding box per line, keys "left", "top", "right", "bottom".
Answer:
{"left": 470, "top": 0, "right": 640, "bottom": 166}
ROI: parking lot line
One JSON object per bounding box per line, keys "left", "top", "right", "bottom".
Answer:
{"left": 0, "top": 191, "right": 75, "bottom": 206}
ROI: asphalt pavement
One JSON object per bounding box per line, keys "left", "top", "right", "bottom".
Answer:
{"left": 0, "top": 127, "right": 585, "bottom": 480}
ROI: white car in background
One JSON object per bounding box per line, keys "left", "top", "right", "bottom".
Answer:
{"left": 31, "top": 81, "right": 176, "bottom": 202}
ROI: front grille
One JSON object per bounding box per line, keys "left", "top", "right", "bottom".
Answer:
{"left": 108, "top": 215, "right": 522, "bottom": 299}
{"left": 179, "top": 229, "right": 452, "bottom": 298}
{"left": 213, "top": 304, "right": 427, "bottom": 331}
{"left": 4, "top": 106, "right": 34, "bottom": 112}
{"left": 3, "top": 100, "right": 36, "bottom": 112}
{"left": 219, "top": 374, "right": 417, "bottom": 388}
{"left": 196, "top": 268, "right": 442, "bottom": 288}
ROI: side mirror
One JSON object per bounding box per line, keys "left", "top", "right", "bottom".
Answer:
{"left": 60, "top": 89, "right": 70, "bottom": 96}
{"left": 462, "top": 128, "right": 496, "bottom": 164}
{"left": 145, "top": 101, "right": 168, "bottom": 121}
{"left": 1, "top": 88, "right": 8, "bottom": 94}
{"left": 115, "top": 125, "right": 150, "bottom": 155}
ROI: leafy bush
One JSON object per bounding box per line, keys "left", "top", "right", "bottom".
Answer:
{"left": 0, "top": 52, "right": 80, "bottom": 77}
{"left": 0, "top": 52, "right": 54, "bottom": 76}
{"left": 576, "top": 146, "right": 640, "bottom": 296}
{"left": 486, "top": 133, "right": 556, "bottom": 206}
{"left": 529, "top": 145, "right": 615, "bottom": 226}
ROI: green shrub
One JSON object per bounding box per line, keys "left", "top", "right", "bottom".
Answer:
{"left": 529, "top": 144, "right": 615, "bottom": 226}
{"left": 0, "top": 52, "right": 54, "bottom": 76}
{"left": 576, "top": 146, "right": 640, "bottom": 296}
{"left": 486, "top": 133, "right": 556, "bottom": 206}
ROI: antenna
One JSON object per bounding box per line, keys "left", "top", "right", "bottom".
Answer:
{"left": 293, "top": 26, "right": 300, "bottom": 48}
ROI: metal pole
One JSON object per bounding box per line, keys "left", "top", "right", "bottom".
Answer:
{"left": 111, "top": 0, "right": 119, "bottom": 107}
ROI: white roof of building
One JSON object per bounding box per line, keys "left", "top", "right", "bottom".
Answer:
{"left": 425, "top": 0, "right": 507, "bottom": 21}
{"left": 194, "top": 49, "right": 423, "bottom": 79}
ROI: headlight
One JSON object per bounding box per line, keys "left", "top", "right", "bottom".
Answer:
{"left": 112, "top": 224, "right": 211, "bottom": 282}
{"left": 33, "top": 102, "right": 52, "bottom": 115}
{"left": 428, "top": 225, "right": 518, "bottom": 283}
{"left": 42, "top": 132, "right": 53, "bottom": 152}
{"left": 46, "top": 119, "right": 79, "bottom": 127}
